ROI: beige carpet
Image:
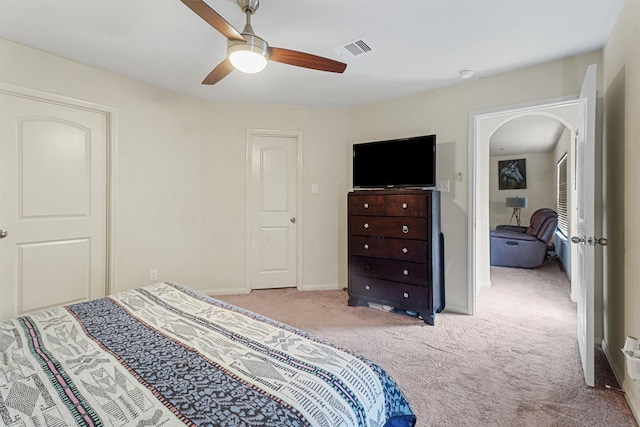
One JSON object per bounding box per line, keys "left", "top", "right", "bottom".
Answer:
{"left": 217, "top": 259, "right": 636, "bottom": 426}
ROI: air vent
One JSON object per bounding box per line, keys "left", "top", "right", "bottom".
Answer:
{"left": 333, "top": 38, "right": 377, "bottom": 59}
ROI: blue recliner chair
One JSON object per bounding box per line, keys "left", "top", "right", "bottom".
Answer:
{"left": 490, "top": 208, "right": 558, "bottom": 268}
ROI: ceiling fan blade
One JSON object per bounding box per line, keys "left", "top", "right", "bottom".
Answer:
{"left": 181, "top": 0, "right": 245, "bottom": 41}
{"left": 202, "top": 58, "right": 234, "bottom": 85}
{"left": 269, "top": 47, "right": 347, "bottom": 73}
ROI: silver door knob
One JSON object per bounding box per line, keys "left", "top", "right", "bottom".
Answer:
{"left": 595, "top": 237, "right": 609, "bottom": 246}
{"left": 572, "top": 235, "right": 609, "bottom": 246}
{"left": 0, "top": 229, "right": 7, "bottom": 239}
{"left": 290, "top": 217, "right": 296, "bottom": 223}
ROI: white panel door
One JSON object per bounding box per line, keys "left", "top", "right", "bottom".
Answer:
{"left": 572, "top": 64, "right": 598, "bottom": 387}
{"left": 248, "top": 133, "right": 298, "bottom": 290}
{"left": 0, "top": 93, "right": 108, "bottom": 319}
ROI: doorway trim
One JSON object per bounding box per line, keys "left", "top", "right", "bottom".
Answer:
{"left": 468, "top": 95, "right": 580, "bottom": 315}
{"left": 0, "top": 81, "right": 117, "bottom": 296}
{"left": 245, "top": 128, "right": 303, "bottom": 293}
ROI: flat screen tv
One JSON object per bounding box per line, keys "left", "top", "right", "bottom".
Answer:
{"left": 352, "top": 134, "right": 436, "bottom": 188}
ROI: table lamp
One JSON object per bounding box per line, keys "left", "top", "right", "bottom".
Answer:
{"left": 506, "top": 197, "right": 528, "bottom": 226}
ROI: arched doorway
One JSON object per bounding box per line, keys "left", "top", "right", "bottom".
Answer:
{"left": 468, "top": 98, "right": 581, "bottom": 314}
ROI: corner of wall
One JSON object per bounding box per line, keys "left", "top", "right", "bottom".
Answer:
{"left": 602, "top": 337, "right": 624, "bottom": 386}
{"left": 604, "top": 337, "right": 640, "bottom": 424}
{"left": 623, "top": 378, "right": 640, "bottom": 424}
{"left": 298, "top": 283, "right": 342, "bottom": 292}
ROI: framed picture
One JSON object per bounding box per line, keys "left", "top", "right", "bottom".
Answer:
{"left": 498, "top": 158, "right": 527, "bottom": 190}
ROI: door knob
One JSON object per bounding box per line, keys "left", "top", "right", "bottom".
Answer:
{"left": 0, "top": 229, "right": 7, "bottom": 239}
{"left": 290, "top": 217, "right": 296, "bottom": 223}
{"left": 571, "top": 235, "right": 609, "bottom": 246}
{"left": 594, "top": 237, "right": 609, "bottom": 246}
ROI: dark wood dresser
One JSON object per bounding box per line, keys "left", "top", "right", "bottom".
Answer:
{"left": 347, "top": 189, "right": 443, "bottom": 325}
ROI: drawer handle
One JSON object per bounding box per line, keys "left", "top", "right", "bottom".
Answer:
{"left": 402, "top": 225, "right": 409, "bottom": 234}
{"left": 365, "top": 285, "right": 370, "bottom": 290}
{"left": 364, "top": 223, "right": 370, "bottom": 229}
{"left": 402, "top": 247, "right": 408, "bottom": 254}
{"left": 402, "top": 203, "right": 408, "bottom": 209}
{"left": 364, "top": 203, "right": 369, "bottom": 208}
{"left": 364, "top": 244, "right": 370, "bottom": 250}
{"left": 403, "top": 269, "right": 409, "bottom": 276}
{"left": 403, "top": 292, "right": 409, "bottom": 298}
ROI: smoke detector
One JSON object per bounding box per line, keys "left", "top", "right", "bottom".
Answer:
{"left": 459, "top": 67, "right": 476, "bottom": 79}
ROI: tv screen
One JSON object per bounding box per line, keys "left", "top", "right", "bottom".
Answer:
{"left": 353, "top": 135, "right": 436, "bottom": 188}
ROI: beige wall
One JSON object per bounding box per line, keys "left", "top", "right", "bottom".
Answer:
{"left": 0, "top": 38, "right": 349, "bottom": 295}
{"left": 489, "top": 152, "right": 556, "bottom": 230}
{"left": 199, "top": 102, "right": 349, "bottom": 293}
{"left": 602, "top": 0, "right": 640, "bottom": 418}
{"left": 0, "top": 39, "right": 208, "bottom": 291}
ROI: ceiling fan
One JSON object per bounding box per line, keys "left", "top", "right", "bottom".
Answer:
{"left": 180, "top": 0, "right": 347, "bottom": 85}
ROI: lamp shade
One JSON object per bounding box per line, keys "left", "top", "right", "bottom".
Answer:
{"left": 506, "top": 197, "right": 528, "bottom": 208}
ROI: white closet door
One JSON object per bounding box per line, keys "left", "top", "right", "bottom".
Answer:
{"left": 0, "top": 92, "right": 108, "bottom": 319}
{"left": 247, "top": 132, "right": 299, "bottom": 290}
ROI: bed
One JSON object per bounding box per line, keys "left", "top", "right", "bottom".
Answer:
{"left": 0, "top": 282, "right": 416, "bottom": 427}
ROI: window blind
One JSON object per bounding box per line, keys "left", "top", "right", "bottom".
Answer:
{"left": 556, "top": 153, "right": 568, "bottom": 235}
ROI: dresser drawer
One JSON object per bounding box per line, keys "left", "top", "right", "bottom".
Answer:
{"left": 349, "top": 236, "right": 428, "bottom": 262}
{"left": 350, "top": 275, "right": 429, "bottom": 308}
{"left": 350, "top": 216, "right": 428, "bottom": 239}
{"left": 350, "top": 255, "right": 428, "bottom": 286}
{"left": 349, "top": 194, "right": 385, "bottom": 216}
{"left": 384, "top": 195, "right": 427, "bottom": 217}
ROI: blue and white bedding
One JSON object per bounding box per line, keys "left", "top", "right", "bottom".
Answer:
{"left": 0, "top": 282, "right": 416, "bottom": 427}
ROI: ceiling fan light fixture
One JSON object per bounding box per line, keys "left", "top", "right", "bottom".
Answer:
{"left": 228, "top": 36, "right": 269, "bottom": 74}
{"left": 229, "top": 49, "right": 268, "bottom": 73}
{"left": 182, "top": 0, "right": 346, "bottom": 84}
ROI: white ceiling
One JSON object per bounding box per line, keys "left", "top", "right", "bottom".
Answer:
{"left": 490, "top": 115, "right": 567, "bottom": 156}
{"left": 0, "top": 0, "right": 624, "bottom": 108}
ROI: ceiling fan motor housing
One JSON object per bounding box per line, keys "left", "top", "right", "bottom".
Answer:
{"left": 228, "top": 34, "right": 269, "bottom": 58}
{"left": 238, "top": 0, "right": 259, "bottom": 14}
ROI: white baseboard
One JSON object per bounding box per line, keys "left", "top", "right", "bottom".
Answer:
{"left": 207, "top": 283, "right": 342, "bottom": 295}
{"left": 624, "top": 377, "right": 640, "bottom": 425}
{"left": 443, "top": 304, "right": 469, "bottom": 315}
{"left": 601, "top": 338, "right": 624, "bottom": 387}
{"left": 206, "top": 287, "right": 249, "bottom": 296}
{"left": 604, "top": 337, "right": 640, "bottom": 425}
{"left": 298, "top": 283, "right": 342, "bottom": 291}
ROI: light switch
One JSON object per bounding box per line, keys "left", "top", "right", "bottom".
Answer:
{"left": 311, "top": 184, "right": 318, "bottom": 194}
{"left": 436, "top": 180, "right": 450, "bottom": 192}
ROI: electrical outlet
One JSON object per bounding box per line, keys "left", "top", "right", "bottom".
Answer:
{"left": 149, "top": 269, "right": 158, "bottom": 282}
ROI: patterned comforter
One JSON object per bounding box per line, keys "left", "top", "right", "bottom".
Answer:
{"left": 0, "top": 283, "right": 416, "bottom": 427}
